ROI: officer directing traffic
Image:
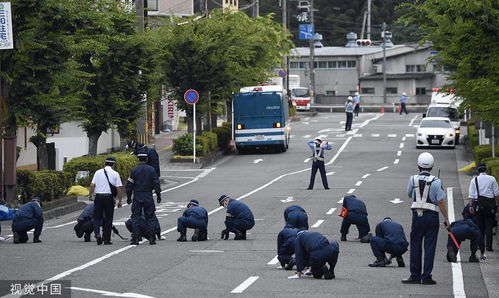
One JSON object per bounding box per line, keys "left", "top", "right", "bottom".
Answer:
{"left": 277, "top": 227, "right": 299, "bottom": 270}
{"left": 88, "top": 157, "right": 124, "bottom": 245}
{"left": 368, "top": 217, "right": 408, "bottom": 267}
{"left": 446, "top": 204, "right": 480, "bottom": 263}
{"left": 339, "top": 195, "right": 372, "bottom": 243}
{"left": 402, "top": 152, "right": 449, "bottom": 285}
{"left": 306, "top": 138, "right": 332, "bottom": 190}
{"left": 177, "top": 199, "right": 208, "bottom": 242}
{"left": 218, "top": 195, "right": 255, "bottom": 240}
{"left": 12, "top": 197, "right": 44, "bottom": 244}
{"left": 345, "top": 97, "right": 354, "bottom": 131}
{"left": 284, "top": 205, "right": 309, "bottom": 230}
{"left": 126, "top": 153, "right": 162, "bottom": 245}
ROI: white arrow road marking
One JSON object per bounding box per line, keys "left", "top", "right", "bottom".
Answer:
{"left": 326, "top": 208, "right": 336, "bottom": 215}
{"left": 280, "top": 197, "right": 294, "bottom": 203}
{"left": 253, "top": 159, "right": 263, "bottom": 164}
{"left": 231, "top": 276, "right": 259, "bottom": 293}
{"left": 337, "top": 197, "right": 344, "bottom": 204}
{"left": 70, "top": 287, "right": 155, "bottom": 298}
{"left": 390, "top": 198, "right": 403, "bottom": 204}
{"left": 312, "top": 220, "right": 325, "bottom": 228}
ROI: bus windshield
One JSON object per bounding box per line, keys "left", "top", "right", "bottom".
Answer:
{"left": 291, "top": 88, "right": 309, "bottom": 98}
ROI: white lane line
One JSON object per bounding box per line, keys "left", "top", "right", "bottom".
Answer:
{"left": 303, "top": 134, "right": 311, "bottom": 139}
{"left": 355, "top": 181, "right": 363, "bottom": 186}
{"left": 267, "top": 255, "right": 279, "bottom": 265}
{"left": 326, "top": 172, "right": 335, "bottom": 176}
{"left": 371, "top": 134, "right": 380, "bottom": 137}
{"left": 405, "top": 133, "right": 415, "bottom": 137}
{"left": 326, "top": 208, "right": 336, "bottom": 215}
{"left": 362, "top": 174, "right": 371, "bottom": 179}
{"left": 45, "top": 221, "right": 77, "bottom": 229}
{"left": 447, "top": 187, "right": 466, "bottom": 298}
{"left": 347, "top": 189, "right": 355, "bottom": 194}
{"left": 394, "top": 159, "right": 400, "bottom": 164}
{"left": 70, "top": 287, "right": 155, "bottom": 298}
{"left": 402, "top": 136, "right": 406, "bottom": 141}
{"left": 377, "top": 166, "right": 389, "bottom": 172}
{"left": 388, "top": 134, "right": 397, "bottom": 137}
{"left": 316, "top": 134, "right": 328, "bottom": 139}
{"left": 336, "top": 134, "right": 346, "bottom": 138}
{"left": 353, "top": 134, "right": 362, "bottom": 138}
{"left": 311, "top": 220, "right": 325, "bottom": 228}
{"left": 399, "top": 143, "right": 404, "bottom": 149}
{"left": 231, "top": 276, "right": 259, "bottom": 294}
{"left": 359, "top": 113, "right": 383, "bottom": 128}
{"left": 397, "top": 150, "right": 402, "bottom": 156}
{"left": 409, "top": 115, "right": 418, "bottom": 126}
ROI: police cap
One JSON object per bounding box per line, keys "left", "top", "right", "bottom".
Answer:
{"left": 188, "top": 199, "right": 199, "bottom": 206}
{"left": 105, "top": 157, "right": 116, "bottom": 163}
{"left": 218, "top": 195, "right": 229, "bottom": 206}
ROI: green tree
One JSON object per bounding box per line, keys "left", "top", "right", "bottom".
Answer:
{"left": 399, "top": 0, "right": 499, "bottom": 125}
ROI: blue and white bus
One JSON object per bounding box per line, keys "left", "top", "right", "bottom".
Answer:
{"left": 233, "top": 86, "right": 291, "bottom": 153}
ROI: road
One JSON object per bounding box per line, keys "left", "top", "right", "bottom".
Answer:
{"left": 0, "top": 112, "right": 487, "bottom": 297}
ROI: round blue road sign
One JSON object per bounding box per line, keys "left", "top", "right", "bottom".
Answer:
{"left": 184, "top": 89, "right": 199, "bottom": 104}
{"left": 278, "top": 70, "right": 286, "bottom": 78}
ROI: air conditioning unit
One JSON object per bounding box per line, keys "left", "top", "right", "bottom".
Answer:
{"left": 373, "top": 64, "right": 383, "bottom": 73}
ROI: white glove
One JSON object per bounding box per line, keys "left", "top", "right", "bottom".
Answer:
{"left": 287, "top": 274, "right": 300, "bottom": 279}
{"left": 303, "top": 269, "right": 312, "bottom": 276}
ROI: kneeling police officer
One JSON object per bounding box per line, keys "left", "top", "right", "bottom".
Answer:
{"left": 177, "top": 199, "right": 208, "bottom": 242}
{"left": 340, "top": 195, "right": 372, "bottom": 243}
{"left": 369, "top": 217, "right": 409, "bottom": 267}
{"left": 12, "top": 197, "right": 44, "bottom": 244}
{"left": 218, "top": 195, "right": 254, "bottom": 240}
{"left": 284, "top": 205, "right": 308, "bottom": 230}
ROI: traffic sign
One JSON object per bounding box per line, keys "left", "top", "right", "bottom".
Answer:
{"left": 184, "top": 89, "right": 199, "bottom": 105}
{"left": 299, "top": 24, "right": 314, "bottom": 40}
{"left": 278, "top": 70, "right": 286, "bottom": 78}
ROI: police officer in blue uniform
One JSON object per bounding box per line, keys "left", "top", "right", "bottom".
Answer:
{"left": 307, "top": 138, "right": 332, "bottom": 190}
{"left": 177, "top": 199, "right": 208, "bottom": 242}
{"left": 446, "top": 204, "right": 481, "bottom": 263}
{"left": 402, "top": 152, "right": 449, "bottom": 285}
{"left": 290, "top": 231, "right": 339, "bottom": 280}
{"left": 218, "top": 195, "right": 255, "bottom": 240}
{"left": 74, "top": 203, "right": 96, "bottom": 242}
{"left": 12, "top": 197, "right": 44, "bottom": 244}
{"left": 368, "top": 217, "right": 409, "bottom": 267}
{"left": 126, "top": 153, "right": 162, "bottom": 245}
{"left": 0, "top": 203, "right": 16, "bottom": 240}
{"left": 340, "top": 195, "right": 372, "bottom": 243}
{"left": 127, "top": 140, "right": 160, "bottom": 178}
{"left": 345, "top": 97, "right": 354, "bottom": 131}
{"left": 277, "top": 227, "right": 299, "bottom": 270}
{"left": 284, "top": 205, "right": 309, "bottom": 230}
{"left": 353, "top": 92, "right": 361, "bottom": 117}
{"left": 125, "top": 212, "right": 161, "bottom": 241}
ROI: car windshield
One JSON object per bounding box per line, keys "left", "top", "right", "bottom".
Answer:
{"left": 292, "top": 89, "right": 309, "bottom": 97}
{"left": 427, "top": 107, "right": 459, "bottom": 121}
{"left": 420, "top": 119, "right": 452, "bottom": 128}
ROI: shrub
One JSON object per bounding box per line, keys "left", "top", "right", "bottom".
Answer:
{"left": 202, "top": 131, "right": 218, "bottom": 152}
{"left": 196, "top": 135, "right": 208, "bottom": 156}
{"left": 222, "top": 122, "right": 231, "bottom": 129}
{"left": 467, "top": 120, "right": 479, "bottom": 148}
{"left": 172, "top": 133, "right": 194, "bottom": 156}
{"left": 17, "top": 170, "right": 70, "bottom": 203}
{"left": 212, "top": 126, "right": 231, "bottom": 149}
{"left": 472, "top": 145, "right": 499, "bottom": 164}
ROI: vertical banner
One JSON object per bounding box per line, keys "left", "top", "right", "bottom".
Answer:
{"left": 0, "top": 2, "right": 13, "bottom": 50}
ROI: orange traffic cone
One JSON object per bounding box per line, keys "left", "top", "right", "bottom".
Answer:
{"left": 380, "top": 105, "right": 384, "bottom": 113}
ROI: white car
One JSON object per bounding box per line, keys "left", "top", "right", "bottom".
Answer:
{"left": 416, "top": 117, "right": 456, "bottom": 149}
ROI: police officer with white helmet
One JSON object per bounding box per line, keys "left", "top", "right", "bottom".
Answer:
{"left": 402, "top": 152, "right": 449, "bottom": 285}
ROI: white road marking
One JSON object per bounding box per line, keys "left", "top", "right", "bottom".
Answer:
{"left": 253, "top": 159, "right": 263, "bottom": 164}
{"left": 388, "top": 134, "right": 397, "bottom": 137}
{"left": 371, "top": 134, "right": 380, "bottom": 137}
{"left": 413, "top": 125, "right": 418, "bottom": 128}
{"left": 355, "top": 181, "right": 363, "bottom": 186}
{"left": 405, "top": 134, "right": 415, "bottom": 137}
{"left": 399, "top": 143, "right": 404, "bottom": 148}
{"left": 397, "top": 151, "right": 402, "bottom": 156}
{"left": 377, "top": 166, "right": 388, "bottom": 172}
{"left": 402, "top": 136, "right": 406, "bottom": 141}
{"left": 267, "top": 255, "right": 279, "bottom": 265}
{"left": 231, "top": 276, "right": 259, "bottom": 293}
{"left": 303, "top": 122, "right": 310, "bottom": 125}
{"left": 316, "top": 134, "right": 328, "bottom": 139}
{"left": 311, "top": 220, "right": 325, "bottom": 228}
{"left": 337, "top": 197, "right": 344, "bottom": 204}
{"left": 346, "top": 129, "right": 358, "bottom": 135}
{"left": 394, "top": 159, "right": 400, "bottom": 164}
{"left": 44, "top": 221, "right": 77, "bottom": 229}
{"left": 362, "top": 174, "right": 371, "bottom": 179}
{"left": 70, "top": 287, "right": 155, "bottom": 298}
{"left": 447, "top": 187, "right": 466, "bottom": 298}
{"left": 408, "top": 115, "right": 418, "bottom": 127}
{"left": 290, "top": 135, "right": 295, "bottom": 138}
{"left": 353, "top": 134, "right": 362, "bottom": 138}
{"left": 196, "top": 168, "right": 216, "bottom": 178}
{"left": 280, "top": 197, "right": 294, "bottom": 203}
{"left": 326, "top": 172, "right": 335, "bottom": 176}
{"left": 303, "top": 134, "right": 311, "bottom": 139}
{"left": 189, "top": 250, "right": 224, "bottom": 253}
{"left": 326, "top": 208, "right": 336, "bottom": 215}
{"left": 390, "top": 198, "right": 403, "bottom": 204}
{"left": 336, "top": 134, "right": 346, "bottom": 137}
{"left": 359, "top": 114, "right": 383, "bottom": 128}
{"left": 347, "top": 189, "right": 355, "bottom": 194}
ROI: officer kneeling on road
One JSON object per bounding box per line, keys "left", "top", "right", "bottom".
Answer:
{"left": 75, "top": 203, "right": 125, "bottom": 242}
{"left": 277, "top": 227, "right": 299, "bottom": 270}
{"left": 368, "top": 217, "right": 408, "bottom": 267}
{"left": 288, "top": 231, "right": 339, "bottom": 280}
{"left": 339, "top": 195, "right": 372, "bottom": 243}
{"left": 126, "top": 153, "right": 162, "bottom": 246}
{"left": 218, "top": 195, "right": 255, "bottom": 240}
{"left": 284, "top": 205, "right": 308, "bottom": 230}
{"left": 177, "top": 199, "right": 208, "bottom": 242}
{"left": 446, "top": 204, "right": 481, "bottom": 263}
{"left": 125, "top": 211, "right": 161, "bottom": 242}
{"left": 12, "top": 197, "right": 44, "bottom": 244}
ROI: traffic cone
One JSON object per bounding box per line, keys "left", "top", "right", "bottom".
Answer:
{"left": 380, "top": 105, "right": 384, "bottom": 113}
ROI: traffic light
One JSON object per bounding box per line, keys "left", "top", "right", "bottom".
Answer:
{"left": 356, "top": 39, "right": 371, "bottom": 47}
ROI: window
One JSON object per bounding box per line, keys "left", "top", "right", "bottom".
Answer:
{"left": 318, "top": 61, "right": 328, "bottom": 69}
{"left": 147, "top": 0, "right": 158, "bottom": 11}
{"left": 300, "top": 62, "right": 308, "bottom": 69}
{"left": 337, "top": 61, "right": 347, "bottom": 69}
{"left": 326, "top": 90, "right": 336, "bottom": 96}
{"left": 361, "top": 88, "right": 375, "bottom": 94}
{"left": 328, "top": 61, "right": 337, "bottom": 69}
{"left": 290, "top": 62, "right": 300, "bottom": 69}
{"left": 347, "top": 61, "right": 356, "bottom": 68}
{"left": 386, "top": 87, "right": 398, "bottom": 94}
{"left": 416, "top": 87, "right": 426, "bottom": 95}
{"left": 406, "top": 64, "right": 427, "bottom": 72}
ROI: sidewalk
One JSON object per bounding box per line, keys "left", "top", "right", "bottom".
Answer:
{"left": 455, "top": 128, "right": 499, "bottom": 297}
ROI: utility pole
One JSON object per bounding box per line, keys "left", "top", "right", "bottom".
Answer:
{"left": 367, "top": 0, "right": 372, "bottom": 40}
{"left": 309, "top": 0, "right": 315, "bottom": 104}
{"left": 282, "top": 0, "right": 288, "bottom": 94}
{"left": 382, "top": 22, "right": 387, "bottom": 104}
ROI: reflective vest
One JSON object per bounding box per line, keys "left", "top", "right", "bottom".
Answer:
{"left": 313, "top": 146, "right": 325, "bottom": 162}
{"left": 411, "top": 174, "right": 439, "bottom": 212}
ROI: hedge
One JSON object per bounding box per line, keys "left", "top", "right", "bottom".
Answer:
{"left": 484, "top": 158, "right": 499, "bottom": 180}
{"left": 467, "top": 120, "right": 479, "bottom": 148}
{"left": 17, "top": 170, "right": 72, "bottom": 203}
{"left": 212, "top": 126, "right": 231, "bottom": 149}
{"left": 472, "top": 145, "right": 499, "bottom": 164}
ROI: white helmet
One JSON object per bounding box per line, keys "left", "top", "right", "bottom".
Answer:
{"left": 402, "top": 92, "right": 407, "bottom": 96}
{"left": 417, "top": 152, "right": 434, "bottom": 169}
{"left": 347, "top": 96, "right": 353, "bottom": 101}
{"left": 355, "top": 92, "right": 359, "bottom": 96}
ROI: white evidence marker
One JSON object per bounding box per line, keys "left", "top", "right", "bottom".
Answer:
{"left": 231, "top": 276, "right": 260, "bottom": 294}
{"left": 326, "top": 208, "right": 337, "bottom": 215}
{"left": 311, "top": 220, "right": 325, "bottom": 228}
{"left": 355, "top": 181, "right": 363, "bottom": 186}
{"left": 394, "top": 159, "right": 400, "bottom": 164}
{"left": 377, "top": 166, "right": 389, "bottom": 172}
{"left": 347, "top": 189, "right": 355, "bottom": 194}
{"left": 390, "top": 198, "right": 403, "bottom": 204}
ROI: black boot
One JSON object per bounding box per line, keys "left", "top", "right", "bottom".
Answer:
{"left": 84, "top": 234, "right": 91, "bottom": 242}
{"left": 149, "top": 234, "right": 156, "bottom": 245}
{"left": 469, "top": 255, "right": 479, "bottom": 263}
{"left": 74, "top": 223, "right": 84, "bottom": 238}
{"left": 130, "top": 238, "right": 139, "bottom": 245}
{"left": 369, "top": 256, "right": 386, "bottom": 267}
{"left": 360, "top": 233, "right": 372, "bottom": 243}
{"left": 221, "top": 229, "right": 229, "bottom": 240}
{"left": 157, "top": 233, "right": 164, "bottom": 240}
{"left": 396, "top": 256, "right": 405, "bottom": 267}
{"left": 96, "top": 235, "right": 103, "bottom": 245}
{"left": 285, "top": 258, "right": 295, "bottom": 270}
{"left": 33, "top": 237, "right": 42, "bottom": 243}
{"left": 446, "top": 247, "right": 457, "bottom": 263}
{"left": 177, "top": 232, "right": 187, "bottom": 242}
{"left": 340, "top": 234, "right": 347, "bottom": 241}
{"left": 192, "top": 229, "right": 200, "bottom": 241}
{"left": 13, "top": 232, "right": 20, "bottom": 244}
{"left": 234, "top": 230, "right": 244, "bottom": 240}
{"left": 323, "top": 265, "right": 334, "bottom": 280}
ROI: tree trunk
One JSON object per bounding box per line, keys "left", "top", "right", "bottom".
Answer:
{"left": 117, "top": 124, "right": 130, "bottom": 151}
{"left": 210, "top": 102, "right": 217, "bottom": 129}
{"left": 87, "top": 131, "right": 102, "bottom": 157}
{"left": 31, "top": 127, "right": 49, "bottom": 170}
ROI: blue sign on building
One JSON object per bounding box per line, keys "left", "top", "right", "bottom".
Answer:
{"left": 299, "top": 24, "right": 314, "bottom": 40}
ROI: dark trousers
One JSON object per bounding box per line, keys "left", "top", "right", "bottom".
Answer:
{"left": 370, "top": 236, "right": 407, "bottom": 258}
{"left": 12, "top": 218, "right": 43, "bottom": 242}
{"left": 447, "top": 224, "right": 480, "bottom": 256}
{"left": 409, "top": 211, "right": 439, "bottom": 281}
{"left": 476, "top": 212, "right": 495, "bottom": 252}
{"left": 310, "top": 242, "right": 339, "bottom": 279}
{"left": 308, "top": 160, "right": 328, "bottom": 189}
{"left": 345, "top": 112, "right": 353, "bottom": 131}
{"left": 131, "top": 194, "right": 156, "bottom": 240}
{"left": 400, "top": 103, "right": 408, "bottom": 114}
{"left": 354, "top": 104, "right": 360, "bottom": 116}
{"left": 75, "top": 218, "right": 93, "bottom": 238}
{"left": 340, "top": 212, "right": 370, "bottom": 238}
{"left": 93, "top": 194, "right": 115, "bottom": 241}
{"left": 177, "top": 216, "right": 208, "bottom": 239}
{"left": 286, "top": 212, "right": 309, "bottom": 230}
{"left": 225, "top": 217, "right": 254, "bottom": 233}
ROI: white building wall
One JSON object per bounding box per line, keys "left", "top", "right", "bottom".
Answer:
{"left": 16, "top": 127, "right": 38, "bottom": 170}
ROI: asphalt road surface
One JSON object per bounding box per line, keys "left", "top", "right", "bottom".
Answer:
{"left": 0, "top": 112, "right": 487, "bottom": 298}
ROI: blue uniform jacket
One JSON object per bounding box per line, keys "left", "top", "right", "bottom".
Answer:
{"left": 406, "top": 172, "right": 446, "bottom": 204}
{"left": 461, "top": 204, "right": 476, "bottom": 222}
{"left": 0, "top": 205, "right": 16, "bottom": 221}
{"left": 126, "top": 163, "right": 161, "bottom": 198}
{"left": 182, "top": 206, "right": 208, "bottom": 228}
{"left": 134, "top": 143, "right": 160, "bottom": 177}
{"left": 13, "top": 202, "right": 43, "bottom": 222}
{"left": 284, "top": 205, "right": 308, "bottom": 230}
{"left": 227, "top": 200, "right": 254, "bottom": 221}
{"left": 375, "top": 220, "right": 409, "bottom": 248}
{"left": 343, "top": 195, "right": 367, "bottom": 215}
{"left": 307, "top": 141, "right": 332, "bottom": 157}
{"left": 77, "top": 204, "right": 94, "bottom": 222}
{"left": 295, "top": 231, "right": 334, "bottom": 272}
{"left": 278, "top": 228, "right": 298, "bottom": 257}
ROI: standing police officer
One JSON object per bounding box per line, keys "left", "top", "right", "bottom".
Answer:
{"left": 353, "top": 92, "right": 361, "bottom": 117}
{"left": 306, "top": 138, "right": 332, "bottom": 190}
{"left": 402, "top": 152, "right": 449, "bottom": 285}
{"left": 467, "top": 163, "right": 499, "bottom": 257}
{"left": 368, "top": 217, "right": 409, "bottom": 267}
{"left": 126, "top": 153, "right": 162, "bottom": 245}
{"left": 340, "top": 195, "right": 372, "bottom": 243}
{"left": 127, "top": 140, "right": 160, "bottom": 178}
{"left": 284, "top": 205, "right": 309, "bottom": 230}
{"left": 399, "top": 92, "right": 409, "bottom": 115}
{"left": 177, "top": 199, "right": 208, "bottom": 242}
{"left": 89, "top": 157, "right": 123, "bottom": 245}
{"left": 12, "top": 197, "right": 44, "bottom": 244}
{"left": 345, "top": 97, "right": 354, "bottom": 131}
{"left": 218, "top": 195, "right": 255, "bottom": 240}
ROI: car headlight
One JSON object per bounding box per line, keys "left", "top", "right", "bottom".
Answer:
{"left": 418, "top": 133, "right": 426, "bottom": 137}
{"left": 446, "top": 133, "right": 454, "bottom": 138}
